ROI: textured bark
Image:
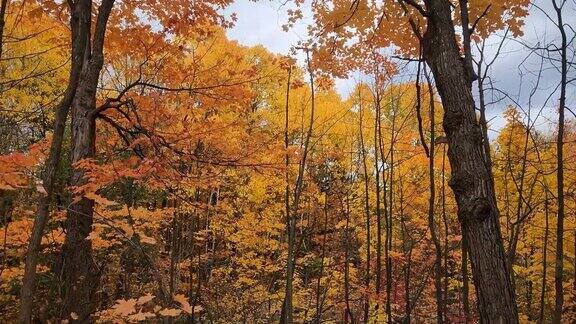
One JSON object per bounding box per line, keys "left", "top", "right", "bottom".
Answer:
{"left": 58, "top": 1, "right": 114, "bottom": 321}
{"left": 19, "top": 1, "right": 91, "bottom": 322}
{"left": 422, "top": 0, "right": 518, "bottom": 322}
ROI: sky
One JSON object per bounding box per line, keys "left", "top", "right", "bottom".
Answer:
{"left": 224, "top": 0, "right": 576, "bottom": 139}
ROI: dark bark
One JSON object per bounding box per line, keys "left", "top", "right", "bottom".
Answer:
{"left": 358, "top": 90, "right": 371, "bottom": 323}
{"left": 281, "top": 66, "right": 293, "bottom": 323}
{"left": 416, "top": 60, "right": 444, "bottom": 323}
{"left": 373, "top": 87, "right": 383, "bottom": 314}
{"left": 19, "top": 1, "right": 92, "bottom": 322}
{"left": 58, "top": 1, "right": 115, "bottom": 321}
{"left": 385, "top": 101, "right": 395, "bottom": 324}
{"left": 538, "top": 191, "right": 549, "bottom": 323}
{"left": 343, "top": 195, "right": 353, "bottom": 323}
{"left": 552, "top": 0, "right": 567, "bottom": 322}
{"left": 314, "top": 193, "right": 328, "bottom": 323}
{"left": 422, "top": 0, "right": 518, "bottom": 321}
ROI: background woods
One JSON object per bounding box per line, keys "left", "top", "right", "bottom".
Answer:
{"left": 0, "top": 0, "right": 574, "bottom": 322}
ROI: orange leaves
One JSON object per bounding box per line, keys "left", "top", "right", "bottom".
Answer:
{"left": 0, "top": 136, "right": 50, "bottom": 191}
{"left": 97, "top": 294, "right": 155, "bottom": 321}
{"left": 295, "top": 0, "right": 529, "bottom": 77}
{"left": 113, "top": 299, "right": 138, "bottom": 317}
{"left": 96, "top": 293, "right": 201, "bottom": 322}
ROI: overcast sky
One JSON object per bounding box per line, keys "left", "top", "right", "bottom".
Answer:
{"left": 225, "top": 0, "right": 575, "bottom": 138}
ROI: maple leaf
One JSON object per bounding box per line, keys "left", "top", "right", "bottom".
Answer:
{"left": 112, "top": 298, "right": 137, "bottom": 316}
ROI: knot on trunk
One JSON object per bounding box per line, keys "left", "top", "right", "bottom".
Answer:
{"left": 448, "top": 171, "right": 473, "bottom": 194}
{"left": 443, "top": 110, "right": 464, "bottom": 135}
{"left": 459, "top": 197, "right": 492, "bottom": 224}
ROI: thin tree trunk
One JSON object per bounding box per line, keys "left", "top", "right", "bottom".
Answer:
{"left": 422, "top": 0, "right": 518, "bottom": 321}
{"left": 281, "top": 65, "right": 292, "bottom": 323}
{"left": 314, "top": 193, "right": 328, "bottom": 323}
{"left": 343, "top": 195, "right": 353, "bottom": 323}
{"left": 539, "top": 191, "right": 549, "bottom": 323}
{"left": 19, "top": 1, "right": 91, "bottom": 321}
{"left": 552, "top": 0, "right": 567, "bottom": 321}
{"left": 418, "top": 61, "right": 444, "bottom": 323}
{"left": 281, "top": 49, "right": 315, "bottom": 324}
{"left": 358, "top": 90, "right": 371, "bottom": 323}
{"left": 385, "top": 99, "right": 395, "bottom": 324}
{"left": 373, "top": 86, "right": 383, "bottom": 315}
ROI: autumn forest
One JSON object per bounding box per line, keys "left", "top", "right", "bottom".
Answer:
{"left": 0, "top": 0, "right": 574, "bottom": 322}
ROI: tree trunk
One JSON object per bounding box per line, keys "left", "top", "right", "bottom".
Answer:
{"left": 281, "top": 49, "right": 315, "bottom": 324}
{"left": 358, "top": 89, "right": 371, "bottom": 323}
{"left": 539, "top": 191, "right": 549, "bottom": 323}
{"left": 422, "top": 0, "right": 518, "bottom": 321}
{"left": 373, "top": 88, "right": 383, "bottom": 314}
{"left": 551, "top": 0, "right": 567, "bottom": 322}
{"left": 19, "top": 1, "right": 91, "bottom": 321}
{"left": 59, "top": 1, "right": 114, "bottom": 321}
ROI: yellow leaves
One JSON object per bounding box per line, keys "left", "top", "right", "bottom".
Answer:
{"left": 1, "top": 2, "right": 68, "bottom": 120}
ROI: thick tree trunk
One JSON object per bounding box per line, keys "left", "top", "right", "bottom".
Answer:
{"left": 422, "top": 0, "right": 518, "bottom": 322}
{"left": 58, "top": 1, "right": 114, "bottom": 321}
{"left": 19, "top": 1, "right": 91, "bottom": 322}
{"left": 59, "top": 60, "right": 100, "bottom": 321}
